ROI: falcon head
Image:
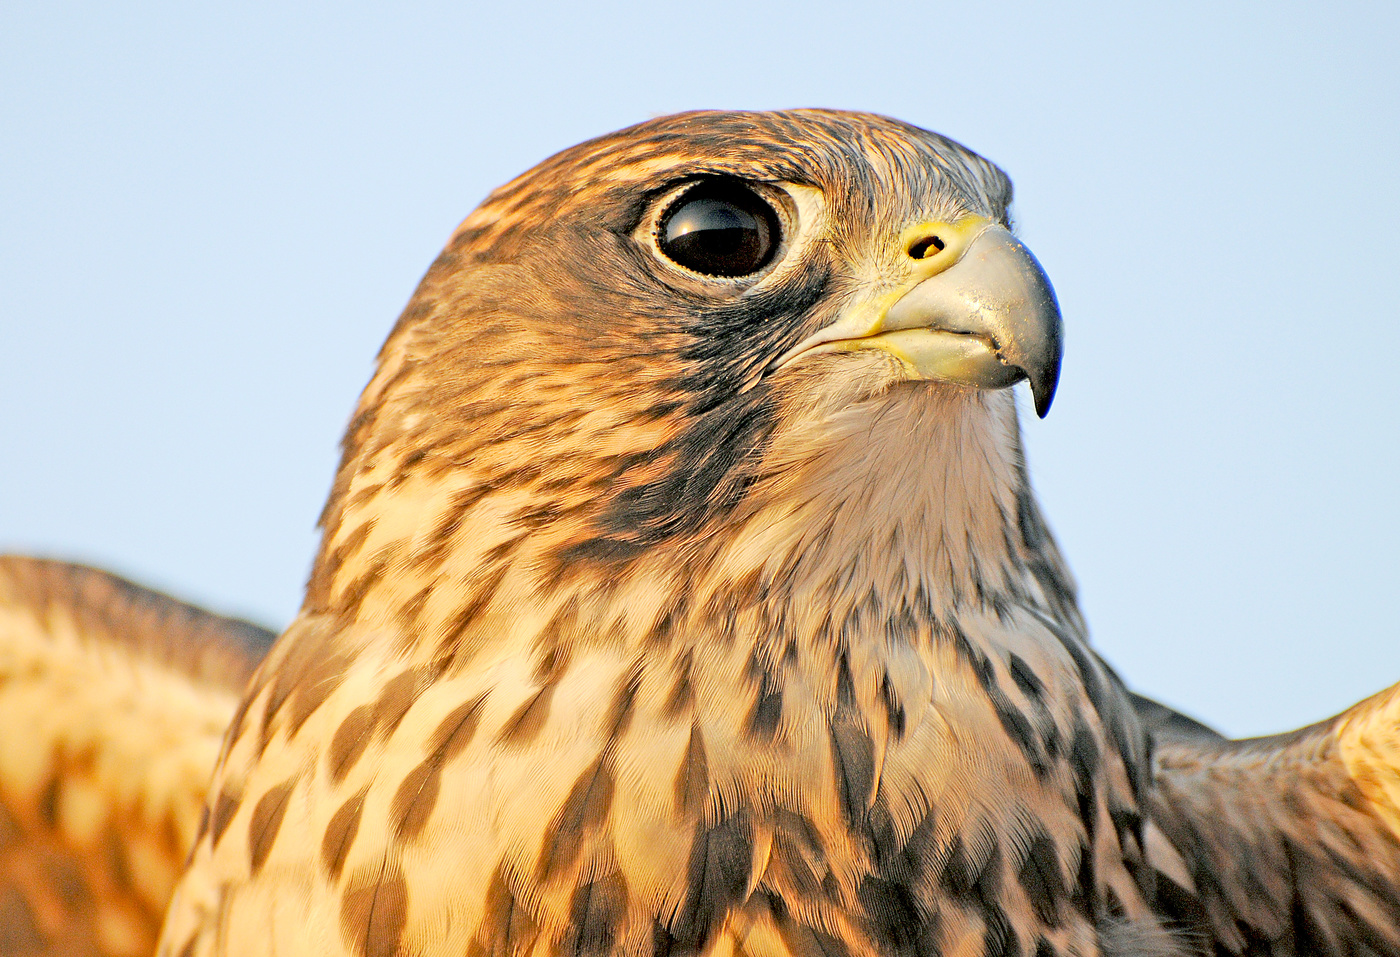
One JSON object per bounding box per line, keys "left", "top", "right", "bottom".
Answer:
{"left": 307, "top": 110, "right": 1069, "bottom": 637}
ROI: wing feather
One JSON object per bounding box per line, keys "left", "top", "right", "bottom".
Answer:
{"left": 0, "top": 555, "right": 276, "bottom": 957}
{"left": 1143, "top": 683, "right": 1400, "bottom": 956}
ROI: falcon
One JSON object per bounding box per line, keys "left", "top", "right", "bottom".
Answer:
{"left": 3, "top": 110, "right": 1399, "bottom": 957}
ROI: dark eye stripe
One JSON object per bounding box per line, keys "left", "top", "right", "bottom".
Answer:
{"left": 658, "top": 181, "right": 779, "bottom": 278}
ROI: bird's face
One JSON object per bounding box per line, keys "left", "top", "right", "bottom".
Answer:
{"left": 435, "top": 109, "right": 1059, "bottom": 407}
{"left": 309, "top": 111, "right": 1066, "bottom": 626}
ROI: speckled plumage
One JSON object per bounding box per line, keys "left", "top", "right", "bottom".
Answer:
{"left": 3, "top": 111, "right": 1400, "bottom": 957}
{"left": 0, "top": 556, "right": 273, "bottom": 957}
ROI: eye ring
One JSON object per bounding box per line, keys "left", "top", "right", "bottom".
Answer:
{"left": 655, "top": 180, "right": 781, "bottom": 278}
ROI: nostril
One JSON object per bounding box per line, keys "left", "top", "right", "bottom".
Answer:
{"left": 908, "top": 235, "right": 945, "bottom": 260}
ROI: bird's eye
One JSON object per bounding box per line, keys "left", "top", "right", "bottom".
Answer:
{"left": 657, "top": 182, "right": 780, "bottom": 278}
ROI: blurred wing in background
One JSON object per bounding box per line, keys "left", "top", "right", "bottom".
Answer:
{"left": 0, "top": 556, "right": 274, "bottom": 957}
{"left": 1144, "top": 683, "right": 1400, "bottom": 956}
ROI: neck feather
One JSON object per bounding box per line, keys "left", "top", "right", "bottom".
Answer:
{"left": 305, "top": 381, "right": 1080, "bottom": 666}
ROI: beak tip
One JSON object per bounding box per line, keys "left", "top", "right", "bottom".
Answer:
{"left": 1030, "top": 362, "right": 1061, "bottom": 419}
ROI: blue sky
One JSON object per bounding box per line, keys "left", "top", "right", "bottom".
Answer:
{"left": 3, "top": 1, "right": 1396, "bottom": 736}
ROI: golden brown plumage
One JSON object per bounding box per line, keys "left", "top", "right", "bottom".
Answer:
{"left": 2, "top": 110, "right": 1399, "bottom": 957}
{"left": 0, "top": 556, "right": 272, "bottom": 957}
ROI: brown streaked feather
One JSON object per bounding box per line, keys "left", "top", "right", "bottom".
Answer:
{"left": 1146, "top": 682, "right": 1400, "bottom": 956}
{"left": 0, "top": 556, "right": 273, "bottom": 690}
{"left": 0, "top": 555, "right": 275, "bottom": 957}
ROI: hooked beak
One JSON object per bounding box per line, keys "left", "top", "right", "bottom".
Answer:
{"left": 773, "top": 217, "right": 1064, "bottom": 417}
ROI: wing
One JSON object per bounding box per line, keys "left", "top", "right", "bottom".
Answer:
{"left": 1129, "top": 692, "right": 1226, "bottom": 745}
{"left": 0, "top": 555, "right": 276, "bottom": 957}
{"left": 1143, "top": 681, "right": 1400, "bottom": 956}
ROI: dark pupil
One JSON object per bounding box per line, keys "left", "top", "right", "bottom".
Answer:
{"left": 660, "top": 185, "right": 777, "bottom": 277}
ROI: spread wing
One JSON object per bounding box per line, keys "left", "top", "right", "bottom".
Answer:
{"left": 1141, "top": 682, "right": 1400, "bottom": 955}
{"left": 0, "top": 555, "right": 275, "bottom": 957}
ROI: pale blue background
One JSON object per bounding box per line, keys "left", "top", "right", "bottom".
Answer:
{"left": 3, "top": 1, "right": 1396, "bottom": 737}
